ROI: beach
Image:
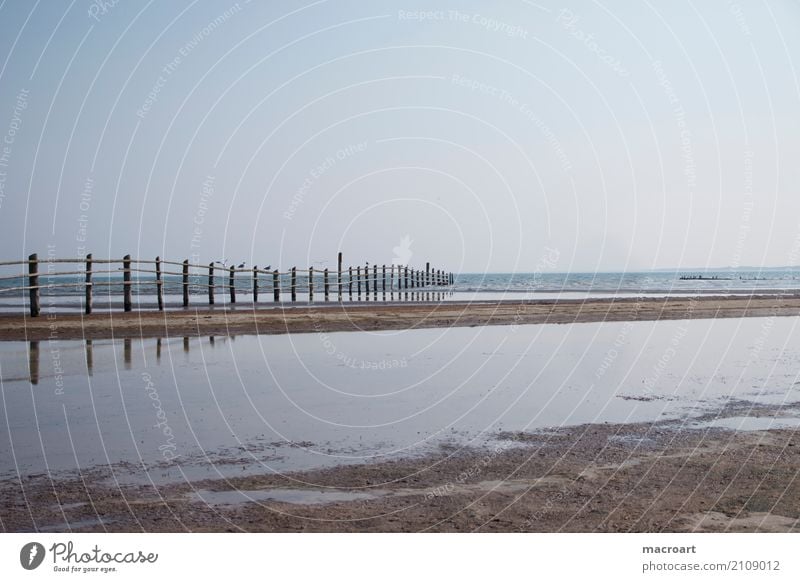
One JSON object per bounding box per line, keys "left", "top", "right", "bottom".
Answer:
{"left": 2, "top": 313, "right": 799, "bottom": 533}
{"left": 2, "top": 294, "right": 800, "bottom": 341}
{"left": 2, "top": 404, "right": 798, "bottom": 532}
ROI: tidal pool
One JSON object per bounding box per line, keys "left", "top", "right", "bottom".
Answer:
{"left": 1, "top": 316, "right": 799, "bottom": 483}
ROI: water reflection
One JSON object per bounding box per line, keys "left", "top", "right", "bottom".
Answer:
{"left": 24, "top": 335, "right": 237, "bottom": 385}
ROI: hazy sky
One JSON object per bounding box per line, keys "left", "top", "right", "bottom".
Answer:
{"left": 1, "top": 0, "right": 799, "bottom": 273}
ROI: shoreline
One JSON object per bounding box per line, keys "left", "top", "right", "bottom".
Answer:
{"left": 3, "top": 400, "right": 798, "bottom": 532}
{"left": 2, "top": 294, "right": 800, "bottom": 341}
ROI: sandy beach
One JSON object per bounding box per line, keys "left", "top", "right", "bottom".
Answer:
{"left": 3, "top": 399, "right": 798, "bottom": 533}
{"left": 2, "top": 294, "right": 800, "bottom": 341}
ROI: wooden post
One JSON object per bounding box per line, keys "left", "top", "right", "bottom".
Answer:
{"left": 365, "top": 264, "right": 370, "bottom": 296}
{"left": 182, "top": 260, "right": 189, "bottom": 307}
{"left": 404, "top": 266, "right": 409, "bottom": 289}
{"left": 390, "top": 265, "right": 394, "bottom": 292}
{"left": 85, "top": 253, "right": 93, "bottom": 315}
{"left": 155, "top": 257, "right": 164, "bottom": 311}
{"left": 324, "top": 268, "right": 329, "bottom": 301}
{"left": 382, "top": 265, "right": 386, "bottom": 293}
{"left": 373, "top": 265, "right": 378, "bottom": 299}
{"left": 208, "top": 263, "right": 215, "bottom": 305}
{"left": 357, "top": 266, "right": 361, "bottom": 297}
{"left": 309, "top": 266, "right": 314, "bottom": 302}
{"left": 28, "top": 253, "right": 40, "bottom": 317}
{"left": 291, "top": 267, "right": 297, "bottom": 302}
{"left": 348, "top": 267, "right": 353, "bottom": 299}
{"left": 337, "top": 252, "right": 343, "bottom": 301}
{"left": 123, "top": 254, "right": 132, "bottom": 312}
{"left": 253, "top": 266, "right": 258, "bottom": 303}
{"left": 426, "top": 262, "right": 430, "bottom": 287}
{"left": 229, "top": 266, "right": 235, "bottom": 303}
{"left": 273, "top": 270, "right": 280, "bottom": 302}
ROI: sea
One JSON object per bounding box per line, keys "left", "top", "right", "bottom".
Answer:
{"left": 1, "top": 268, "right": 799, "bottom": 313}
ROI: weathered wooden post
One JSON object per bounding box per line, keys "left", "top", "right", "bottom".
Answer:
{"left": 365, "top": 264, "right": 370, "bottom": 296}
{"left": 123, "top": 254, "right": 132, "bottom": 312}
{"left": 324, "top": 268, "right": 329, "bottom": 301}
{"left": 357, "top": 266, "right": 361, "bottom": 297}
{"left": 228, "top": 265, "right": 236, "bottom": 303}
{"left": 182, "top": 260, "right": 189, "bottom": 307}
{"left": 390, "top": 265, "right": 394, "bottom": 292}
{"left": 426, "top": 262, "right": 430, "bottom": 287}
{"left": 309, "top": 266, "right": 314, "bottom": 302}
{"left": 373, "top": 265, "right": 378, "bottom": 299}
{"left": 404, "top": 266, "right": 409, "bottom": 289}
{"left": 273, "top": 269, "right": 280, "bottom": 302}
{"left": 253, "top": 265, "right": 258, "bottom": 303}
{"left": 348, "top": 266, "right": 353, "bottom": 299}
{"left": 208, "top": 262, "right": 215, "bottom": 305}
{"left": 27, "top": 254, "right": 40, "bottom": 317}
{"left": 85, "top": 253, "right": 93, "bottom": 315}
{"left": 155, "top": 257, "right": 164, "bottom": 311}
{"left": 337, "top": 252, "right": 343, "bottom": 301}
{"left": 382, "top": 265, "right": 386, "bottom": 294}
{"left": 291, "top": 267, "right": 297, "bottom": 302}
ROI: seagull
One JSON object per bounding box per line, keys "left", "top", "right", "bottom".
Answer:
{"left": 264, "top": 265, "right": 271, "bottom": 270}
{"left": 214, "top": 259, "right": 228, "bottom": 267}
{"left": 237, "top": 262, "right": 246, "bottom": 269}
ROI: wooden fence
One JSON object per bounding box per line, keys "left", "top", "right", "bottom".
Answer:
{"left": 0, "top": 252, "right": 455, "bottom": 317}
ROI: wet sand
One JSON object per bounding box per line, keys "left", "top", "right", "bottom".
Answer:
{"left": 2, "top": 294, "right": 800, "bottom": 341}
{"left": 3, "top": 401, "right": 799, "bottom": 533}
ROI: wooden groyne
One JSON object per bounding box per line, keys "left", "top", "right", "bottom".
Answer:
{"left": 0, "top": 253, "right": 455, "bottom": 317}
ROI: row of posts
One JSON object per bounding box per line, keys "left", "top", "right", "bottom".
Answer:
{"left": 25, "top": 252, "right": 454, "bottom": 316}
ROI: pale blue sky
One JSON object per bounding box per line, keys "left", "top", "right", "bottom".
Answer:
{"left": 0, "top": 0, "right": 798, "bottom": 273}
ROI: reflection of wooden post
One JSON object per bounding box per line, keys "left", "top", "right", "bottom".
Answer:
{"left": 324, "top": 268, "right": 329, "bottom": 301}
{"left": 253, "top": 266, "right": 258, "bottom": 303}
{"left": 124, "top": 338, "right": 132, "bottom": 369}
{"left": 85, "top": 253, "right": 93, "bottom": 314}
{"left": 229, "top": 266, "right": 236, "bottom": 303}
{"left": 273, "top": 270, "right": 280, "bottom": 302}
{"left": 29, "top": 341, "right": 39, "bottom": 385}
{"left": 308, "top": 267, "right": 314, "bottom": 302}
{"left": 182, "top": 260, "right": 189, "bottom": 307}
{"left": 123, "top": 255, "right": 132, "bottom": 312}
{"left": 156, "top": 338, "right": 161, "bottom": 363}
{"left": 28, "top": 253, "right": 40, "bottom": 317}
{"left": 155, "top": 257, "right": 164, "bottom": 311}
{"left": 291, "top": 267, "right": 297, "bottom": 302}
{"left": 208, "top": 263, "right": 215, "bottom": 305}
{"left": 183, "top": 337, "right": 189, "bottom": 353}
{"left": 85, "top": 339, "right": 93, "bottom": 376}
{"left": 337, "top": 252, "right": 343, "bottom": 301}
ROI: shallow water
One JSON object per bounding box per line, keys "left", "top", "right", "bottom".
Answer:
{"left": 1, "top": 316, "right": 799, "bottom": 483}
{"left": 190, "top": 487, "right": 384, "bottom": 506}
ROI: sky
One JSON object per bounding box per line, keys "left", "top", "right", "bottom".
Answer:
{"left": 0, "top": 0, "right": 799, "bottom": 274}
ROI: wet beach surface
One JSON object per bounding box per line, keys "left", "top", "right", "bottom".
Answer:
{"left": 2, "top": 317, "right": 799, "bottom": 532}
